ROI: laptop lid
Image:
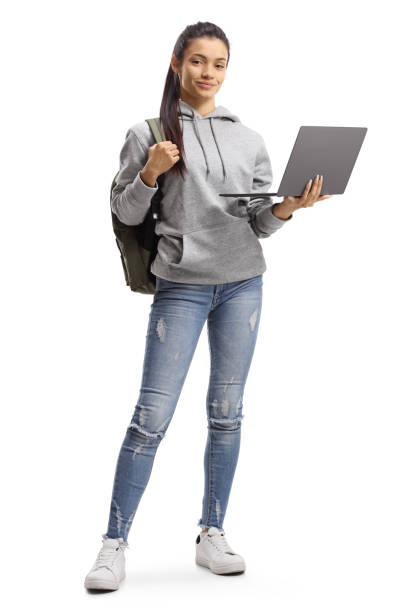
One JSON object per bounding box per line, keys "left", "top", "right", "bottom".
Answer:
{"left": 219, "top": 125, "right": 367, "bottom": 198}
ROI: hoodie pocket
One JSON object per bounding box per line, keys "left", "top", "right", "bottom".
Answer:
{"left": 158, "top": 234, "right": 184, "bottom": 265}
{"left": 166, "top": 218, "right": 263, "bottom": 280}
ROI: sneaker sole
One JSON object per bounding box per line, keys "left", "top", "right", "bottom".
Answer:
{"left": 195, "top": 554, "right": 245, "bottom": 575}
{"left": 84, "top": 573, "right": 125, "bottom": 591}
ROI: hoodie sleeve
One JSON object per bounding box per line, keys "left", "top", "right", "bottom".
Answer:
{"left": 247, "top": 135, "right": 293, "bottom": 238}
{"left": 111, "top": 128, "right": 159, "bottom": 226}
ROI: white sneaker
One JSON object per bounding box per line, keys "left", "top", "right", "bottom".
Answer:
{"left": 84, "top": 534, "right": 128, "bottom": 590}
{"left": 195, "top": 526, "right": 246, "bottom": 575}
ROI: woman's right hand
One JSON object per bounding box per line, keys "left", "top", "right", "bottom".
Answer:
{"left": 282, "top": 174, "right": 332, "bottom": 212}
{"left": 146, "top": 141, "right": 180, "bottom": 177}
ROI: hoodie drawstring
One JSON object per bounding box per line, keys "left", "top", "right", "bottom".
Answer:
{"left": 190, "top": 115, "right": 227, "bottom": 182}
{"left": 210, "top": 117, "right": 227, "bottom": 181}
{"left": 192, "top": 116, "right": 211, "bottom": 179}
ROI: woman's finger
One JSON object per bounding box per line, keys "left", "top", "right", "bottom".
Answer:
{"left": 312, "top": 175, "right": 324, "bottom": 204}
{"left": 304, "top": 176, "right": 316, "bottom": 205}
{"left": 317, "top": 174, "right": 323, "bottom": 196}
{"left": 303, "top": 179, "right": 312, "bottom": 196}
{"left": 310, "top": 174, "right": 320, "bottom": 197}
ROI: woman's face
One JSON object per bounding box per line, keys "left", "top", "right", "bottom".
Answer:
{"left": 172, "top": 36, "right": 228, "bottom": 103}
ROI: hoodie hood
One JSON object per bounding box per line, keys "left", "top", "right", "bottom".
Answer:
{"left": 177, "top": 98, "right": 241, "bottom": 181}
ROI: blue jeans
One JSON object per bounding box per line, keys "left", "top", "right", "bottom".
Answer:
{"left": 104, "top": 273, "right": 263, "bottom": 544}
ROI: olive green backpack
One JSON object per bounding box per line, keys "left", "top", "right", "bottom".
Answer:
{"left": 110, "top": 118, "right": 166, "bottom": 294}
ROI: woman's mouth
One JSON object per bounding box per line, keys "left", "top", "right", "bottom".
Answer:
{"left": 197, "top": 82, "right": 214, "bottom": 89}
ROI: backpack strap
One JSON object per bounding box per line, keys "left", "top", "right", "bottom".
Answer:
{"left": 144, "top": 117, "right": 166, "bottom": 222}
{"left": 145, "top": 117, "right": 166, "bottom": 142}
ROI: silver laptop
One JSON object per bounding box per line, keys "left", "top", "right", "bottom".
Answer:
{"left": 219, "top": 125, "right": 367, "bottom": 198}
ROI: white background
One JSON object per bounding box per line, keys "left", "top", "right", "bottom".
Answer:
{"left": 1, "top": 0, "right": 407, "bottom": 610}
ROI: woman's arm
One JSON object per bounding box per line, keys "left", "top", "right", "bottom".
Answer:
{"left": 111, "top": 128, "right": 159, "bottom": 226}
{"left": 271, "top": 201, "right": 294, "bottom": 220}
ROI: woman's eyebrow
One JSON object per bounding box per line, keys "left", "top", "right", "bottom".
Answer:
{"left": 191, "top": 53, "right": 227, "bottom": 61}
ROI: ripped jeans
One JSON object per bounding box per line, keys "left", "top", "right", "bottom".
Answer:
{"left": 104, "top": 273, "right": 263, "bottom": 545}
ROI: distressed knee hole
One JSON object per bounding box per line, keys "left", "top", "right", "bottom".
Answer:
{"left": 210, "top": 395, "right": 243, "bottom": 418}
{"left": 128, "top": 421, "right": 164, "bottom": 439}
{"left": 208, "top": 415, "right": 244, "bottom": 431}
{"left": 127, "top": 421, "right": 164, "bottom": 457}
{"left": 127, "top": 404, "right": 170, "bottom": 452}
{"left": 210, "top": 398, "right": 230, "bottom": 417}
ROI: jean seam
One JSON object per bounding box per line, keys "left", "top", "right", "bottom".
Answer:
{"left": 205, "top": 319, "right": 216, "bottom": 527}
{"left": 206, "top": 429, "right": 213, "bottom": 526}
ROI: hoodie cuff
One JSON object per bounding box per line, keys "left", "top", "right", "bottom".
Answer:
{"left": 127, "top": 170, "right": 159, "bottom": 203}
{"left": 271, "top": 205, "right": 293, "bottom": 223}
{"left": 255, "top": 204, "right": 293, "bottom": 233}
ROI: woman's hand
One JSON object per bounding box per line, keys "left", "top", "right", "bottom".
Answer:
{"left": 146, "top": 141, "right": 180, "bottom": 177}
{"left": 282, "top": 174, "right": 333, "bottom": 213}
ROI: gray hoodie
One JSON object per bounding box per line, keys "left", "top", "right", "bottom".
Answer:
{"left": 111, "top": 99, "right": 293, "bottom": 284}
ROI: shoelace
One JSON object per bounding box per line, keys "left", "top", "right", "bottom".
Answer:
{"left": 94, "top": 545, "right": 122, "bottom": 570}
{"left": 208, "top": 532, "right": 235, "bottom": 555}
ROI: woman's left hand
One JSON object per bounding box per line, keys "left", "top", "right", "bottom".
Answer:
{"left": 283, "top": 174, "right": 333, "bottom": 212}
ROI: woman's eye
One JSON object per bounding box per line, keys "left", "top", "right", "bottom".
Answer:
{"left": 191, "top": 60, "right": 224, "bottom": 69}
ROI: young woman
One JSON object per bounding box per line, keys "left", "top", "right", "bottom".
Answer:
{"left": 84, "top": 21, "right": 331, "bottom": 591}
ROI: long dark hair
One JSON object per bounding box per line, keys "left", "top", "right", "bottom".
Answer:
{"left": 159, "top": 21, "right": 230, "bottom": 181}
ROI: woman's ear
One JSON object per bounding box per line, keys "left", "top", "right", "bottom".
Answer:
{"left": 170, "top": 55, "right": 180, "bottom": 77}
